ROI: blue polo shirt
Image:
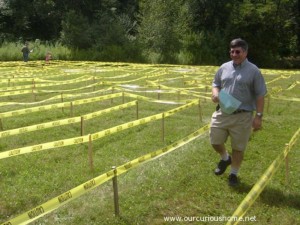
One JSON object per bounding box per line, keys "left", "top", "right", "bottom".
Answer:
{"left": 212, "top": 59, "right": 267, "bottom": 111}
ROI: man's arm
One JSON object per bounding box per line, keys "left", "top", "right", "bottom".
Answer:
{"left": 212, "top": 87, "right": 220, "bottom": 103}
{"left": 252, "top": 95, "right": 264, "bottom": 131}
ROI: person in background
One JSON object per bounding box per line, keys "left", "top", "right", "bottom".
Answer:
{"left": 45, "top": 52, "right": 52, "bottom": 63}
{"left": 210, "top": 38, "right": 267, "bottom": 186}
{"left": 21, "top": 41, "right": 32, "bottom": 62}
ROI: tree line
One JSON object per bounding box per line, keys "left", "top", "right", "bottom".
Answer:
{"left": 0, "top": 0, "right": 299, "bottom": 68}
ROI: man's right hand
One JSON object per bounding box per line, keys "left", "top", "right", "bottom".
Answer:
{"left": 212, "top": 94, "right": 219, "bottom": 103}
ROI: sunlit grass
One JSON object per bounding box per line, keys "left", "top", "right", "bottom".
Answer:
{"left": 0, "top": 61, "right": 299, "bottom": 225}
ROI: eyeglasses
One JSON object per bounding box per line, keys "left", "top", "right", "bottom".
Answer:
{"left": 230, "top": 50, "right": 241, "bottom": 55}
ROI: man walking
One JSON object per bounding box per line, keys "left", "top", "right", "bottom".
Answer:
{"left": 210, "top": 38, "right": 267, "bottom": 186}
{"left": 21, "top": 42, "right": 32, "bottom": 62}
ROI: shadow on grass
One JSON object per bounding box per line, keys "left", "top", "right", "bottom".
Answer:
{"left": 232, "top": 182, "right": 300, "bottom": 210}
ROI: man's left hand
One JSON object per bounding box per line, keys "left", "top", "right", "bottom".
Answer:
{"left": 252, "top": 116, "right": 262, "bottom": 131}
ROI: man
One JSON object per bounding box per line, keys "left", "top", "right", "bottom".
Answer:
{"left": 210, "top": 38, "right": 267, "bottom": 186}
{"left": 21, "top": 42, "right": 31, "bottom": 62}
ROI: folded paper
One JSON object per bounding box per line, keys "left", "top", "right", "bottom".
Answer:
{"left": 219, "top": 90, "right": 241, "bottom": 114}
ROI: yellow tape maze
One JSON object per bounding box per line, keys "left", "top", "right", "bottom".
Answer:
{"left": 0, "top": 92, "right": 123, "bottom": 119}
{"left": 0, "top": 99, "right": 199, "bottom": 160}
{"left": 0, "top": 124, "right": 210, "bottom": 225}
{"left": 226, "top": 128, "right": 300, "bottom": 225}
{"left": 0, "top": 100, "right": 137, "bottom": 139}
{"left": 0, "top": 71, "right": 169, "bottom": 97}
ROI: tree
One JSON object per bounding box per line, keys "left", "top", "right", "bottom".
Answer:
{"left": 137, "top": 0, "right": 183, "bottom": 63}
{"left": 61, "top": 10, "right": 92, "bottom": 49}
{"left": 225, "top": 0, "right": 298, "bottom": 67}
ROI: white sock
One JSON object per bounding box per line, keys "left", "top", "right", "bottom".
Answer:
{"left": 230, "top": 167, "right": 239, "bottom": 175}
{"left": 221, "top": 152, "right": 229, "bottom": 161}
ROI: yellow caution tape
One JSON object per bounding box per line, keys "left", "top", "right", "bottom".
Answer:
{"left": 271, "top": 95, "right": 300, "bottom": 102}
{"left": 0, "top": 100, "right": 198, "bottom": 160}
{"left": 0, "top": 101, "right": 137, "bottom": 138}
{"left": 266, "top": 75, "right": 291, "bottom": 84}
{"left": 0, "top": 88, "right": 113, "bottom": 107}
{"left": 0, "top": 124, "right": 210, "bottom": 225}
{"left": 0, "top": 76, "right": 94, "bottom": 92}
{"left": 226, "top": 128, "right": 300, "bottom": 225}
{"left": 0, "top": 89, "right": 34, "bottom": 97}
{"left": 0, "top": 93, "right": 122, "bottom": 119}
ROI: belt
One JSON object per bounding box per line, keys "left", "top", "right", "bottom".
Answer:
{"left": 232, "top": 109, "right": 250, "bottom": 114}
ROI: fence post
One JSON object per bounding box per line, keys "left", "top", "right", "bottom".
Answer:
{"left": 112, "top": 166, "right": 120, "bottom": 217}
{"left": 111, "top": 87, "right": 114, "bottom": 104}
{"left": 70, "top": 102, "right": 74, "bottom": 117}
{"left": 158, "top": 85, "right": 161, "bottom": 100}
{"left": 88, "top": 135, "right": 94, "bottom": 171}
{"left": 285, "top": 143, "right": 289, "bottom": 185}
{"left": 61, "top": 93, "right": 64, "bottom": 113}
{"left": 162, "top": 113, "right": 165, "bottom": 142}
{"left": 266, "top": 94, "right": 271, "bottom": 113}
{"left": 204, "top": 86, "right": 208, "bottom": 103}
{"left": 81, "top": 116, "right": 84, "bottom": 136}
{"left": 93, "top": 76, "right": 96, "bottom": 92}
{"left": 32, "top": 79, "right": 36, "bottom": 101}
{"left": 198, "top": 99, "right": 203, "bottom": 122}
{"left": 136, "top": 101, "right": 139, "bottom": 120}
{"left": 0, "top": 118, "right": 3, "bottom": 131}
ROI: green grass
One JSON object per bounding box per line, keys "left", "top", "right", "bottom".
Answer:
{"left": 0, "top": 61, "right": 299, "bottom": 225}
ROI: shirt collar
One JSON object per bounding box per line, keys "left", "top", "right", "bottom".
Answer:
{"left": 233, "top": 58, "right": 248, "bottom": 68}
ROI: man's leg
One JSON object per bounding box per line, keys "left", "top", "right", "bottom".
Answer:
{"left": 228, "top": 149, "right": 244, "bottom": 186}
{"left": 212, "top": 144, "right": 229, "bottom": 160}
{"left": 231, "top": 149, "right": 244, "bottom": 171}
{"left": 228, "top": 112, "right": 252, "bottom": 186}
{"left": 212, "top": 144, "right": 231, "bottom": 175}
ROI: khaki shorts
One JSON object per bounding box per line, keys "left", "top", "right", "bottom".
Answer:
{"left": 209, "top": 110, "right": 253, "bottom": 151}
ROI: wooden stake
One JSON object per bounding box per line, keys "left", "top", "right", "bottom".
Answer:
{"left": 204, "top": 86, "right": 208, "bottom": 103}
{"left": 158, "top": 85, "right": 161, "bottom": 100}
{"left": 61, "top": 93, "right": 64, "bottom": 113}
{"left": 93, "top": 76, "right": 96, "bottom": 92}
{"left": 198, "top": 99, "right": 203, "bottom": 122}
{"left": 136, "top": 101, "right": 139, "bottom": 119}
{"left": 32, "top": 89, "right": 36, "bottom": 102}
{"left": 70, "top": 102, "right": 74, "bottom": 117}
{"left": 88, "top": 135, "right": 94, "bottom": 171}
{"left": 0, "top": 118, "right": 3, "bottom": 131}
{"left": 162, "top": 113, "right": 165, "bottom": 142}
{"left": 285, "top": 144, "right": 289, "bottom": 185}
{"left": 267, "top": 94, "right": 270, "bottom": 113}
{"left": 81, "top": 117, "right": 84, "bottom": 136}
{"left": 111, "top": 87, "right": 114, "bottom": 104}
{"left": 112, "top": 166, "right": 120, "bottom": 217}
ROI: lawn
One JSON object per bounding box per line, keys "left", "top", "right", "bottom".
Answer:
{"left": 0, "top": 61, "right": 299, "bottom": 225}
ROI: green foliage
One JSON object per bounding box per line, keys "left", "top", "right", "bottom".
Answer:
{"left": 0, "top": 0, "right": 299, "bottom": 67}
{"left": 138, "top": 0, "right": 184, "bottom": 64}
{"left": 61, "top": 10, "right": 92, "bottom": 49}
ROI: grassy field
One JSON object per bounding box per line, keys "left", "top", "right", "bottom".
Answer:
{"left": 0, "top": 61, "right": 299, "bottom": 225}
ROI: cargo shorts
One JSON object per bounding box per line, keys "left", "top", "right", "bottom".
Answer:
{"left": 209, "top": 110, "right": 253, "bottom": 151}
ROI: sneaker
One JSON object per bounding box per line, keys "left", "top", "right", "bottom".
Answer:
{"left": 228, "top": 174, "right": 239, "bottom": 186}
{"left": 214, "top": 156, "right": 231, "bottom": 175}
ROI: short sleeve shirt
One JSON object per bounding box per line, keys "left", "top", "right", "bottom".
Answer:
{"left": 212, "top": 59, "right": 267, "bottom": 111}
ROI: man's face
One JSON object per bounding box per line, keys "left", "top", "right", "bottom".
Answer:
{"left": 230, "top": 47, "right": 247, "bottom": 65}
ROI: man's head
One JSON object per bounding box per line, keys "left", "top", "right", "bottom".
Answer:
{"left": 229, "top": 38, "right": 248, "bottom": 65}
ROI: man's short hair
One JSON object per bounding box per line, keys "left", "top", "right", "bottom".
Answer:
{"left": 230, "top": 38, "right": 248, "bottom": 51}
